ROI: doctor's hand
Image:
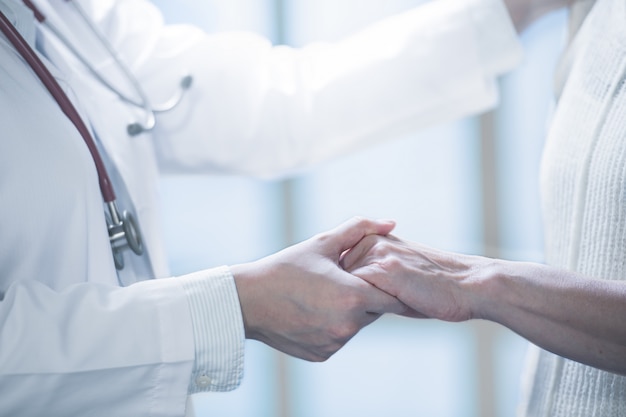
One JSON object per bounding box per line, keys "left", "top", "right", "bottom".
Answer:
{"left": 340, "top": 234, "right": 486, "bottom": 323}
{"left": 231, "top": 217, "right": 408, "bottom": 362}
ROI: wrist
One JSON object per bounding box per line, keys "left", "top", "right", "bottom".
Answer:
{"left": 231, "top": 258, "right": 283, "bottom": 343}
{"left": 464, "top": 258, "right": 513, "bottom": 321}
{"left": 469, "top": 258, "right": 545, "bottom": 327}
{"left": 230, "top": 262, "right": 261, "bottom": 341}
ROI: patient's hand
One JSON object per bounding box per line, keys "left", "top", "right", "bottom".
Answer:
{"left": 340, "top": 234, "right": 488, "bottom": 322}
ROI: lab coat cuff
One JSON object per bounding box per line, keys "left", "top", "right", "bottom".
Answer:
{"left": 178, "top": 266, "right": 245, "bottom": 393}
{"left": 468, "top": 0, "right": 524, "bottom": 76}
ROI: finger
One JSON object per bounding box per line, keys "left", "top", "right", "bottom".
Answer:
{"left": 356, "top": 278, "right": 407, "bottom": 315}
{"left": 355, "top": 275, "right": 428, "bottom": 319}
{"left": 341, "top": 234, "right": 406, "bottom": 272}
{"left": 360, "top": 312, "right": 383, "bottom": 328}
{"left": 384, "top": 233, "right": 403, "bottom": 243}
{"left": 330, "top": 217, "right": 396, "bottom": 254}
{"left": 401, "top": 309, "right": 429, "bottom": 319}
{"left": 340, "top": 235, "right": 379, "bottom": 271}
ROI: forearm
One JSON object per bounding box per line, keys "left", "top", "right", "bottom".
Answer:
{"left": 0, "top": 278, "right": 195, "bottom": 416}
{"left": 343, "top": 235, "right": 626, "bottom": 375}
{"left": 476, "top": 260, "right": 626, "bottom": 375}
{"left": 153, "top": 0, "right": 521, "bottom": 178}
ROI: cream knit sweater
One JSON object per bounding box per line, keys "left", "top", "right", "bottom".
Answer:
{"left": 518, "top": 0, "right": 626, "bottom": 415}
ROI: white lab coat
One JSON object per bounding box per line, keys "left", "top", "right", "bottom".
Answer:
{"left": 0, "top": 0, "right": 521, "bottom": 415}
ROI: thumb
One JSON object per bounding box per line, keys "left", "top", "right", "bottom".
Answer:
{"left": 330, "top": 217, "right": 396, "bottom": 254}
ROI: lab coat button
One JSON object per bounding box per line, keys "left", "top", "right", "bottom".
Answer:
{"left": 196, "top": 375, "right": 211, "bottom": 388}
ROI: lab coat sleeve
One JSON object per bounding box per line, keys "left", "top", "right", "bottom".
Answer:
{"left": 0, "top": 267, "right": 244, "bottom": 417}
{"left": 137, "top": 0, "right": 522, "bottom": 178}
{"left": 178, "top": 267, "right": 246, "bottom": 394}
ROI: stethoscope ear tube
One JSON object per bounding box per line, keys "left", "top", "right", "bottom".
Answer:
{"left": 24, "top": 0, "right": 194, "bottom": 137}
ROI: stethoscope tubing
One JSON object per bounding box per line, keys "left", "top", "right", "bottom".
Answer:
{"left": 22, "top": 0, "right": 192, "bottom": 137}
{"left": 24, "top": 0, "right": 150, "bottom": 110}
{"left": 0, "top": 6, "right": 144, "bottom": 269}
{"left": 0, "top": 7, "right": 116, "bottom": 203}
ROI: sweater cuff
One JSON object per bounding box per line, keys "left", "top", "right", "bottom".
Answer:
{"left": 178, "top": 266, "right": 245, "bottom": 393}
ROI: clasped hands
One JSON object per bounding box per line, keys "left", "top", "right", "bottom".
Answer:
{"left": 232, "top": 217, "right": 484, "bottom": 362}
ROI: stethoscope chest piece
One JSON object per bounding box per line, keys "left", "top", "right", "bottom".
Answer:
{"left": 106, "top": 202, "right": 144, "bottom": 270}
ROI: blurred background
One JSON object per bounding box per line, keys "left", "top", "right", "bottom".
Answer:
{"left": 151, "top": 0, "right": 568, "bottom": 416}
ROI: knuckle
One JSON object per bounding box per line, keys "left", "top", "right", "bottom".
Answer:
{"left": 329, "top": 321, "right": 359, "bottom": 341}
{"left": 309, "top": 343, "right": 341, "bottom": 362}
{"left": 370, "top": 239, "right": 392, "bottom": 255}
{"left": 319, "top": 347, "right": 337, "bottom": 362}
{"left": 308, "top": 352, "right": 329, "bottom": 363}
{"left": 314, "top": 229, "right": 332, "bottom": 243}
{"left": 351, "top": 215, "right": 369, "bottom": 227}
{"left": 381, "top": 254, "right": 402, "bottom": 270}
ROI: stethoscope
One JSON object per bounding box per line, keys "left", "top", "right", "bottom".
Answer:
{"left": 22, "top": 0, "right": 193, "bottom": 137}
{"left": 0, "top": 3, "right": 183, "bottom": 270}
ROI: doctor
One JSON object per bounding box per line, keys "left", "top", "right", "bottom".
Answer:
{"left": 0, "top": 0, "right": 526, "bottom": 415}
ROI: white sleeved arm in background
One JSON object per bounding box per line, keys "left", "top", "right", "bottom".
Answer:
{"left": 146, "top": 0, "right": 522, "bottom": 178}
